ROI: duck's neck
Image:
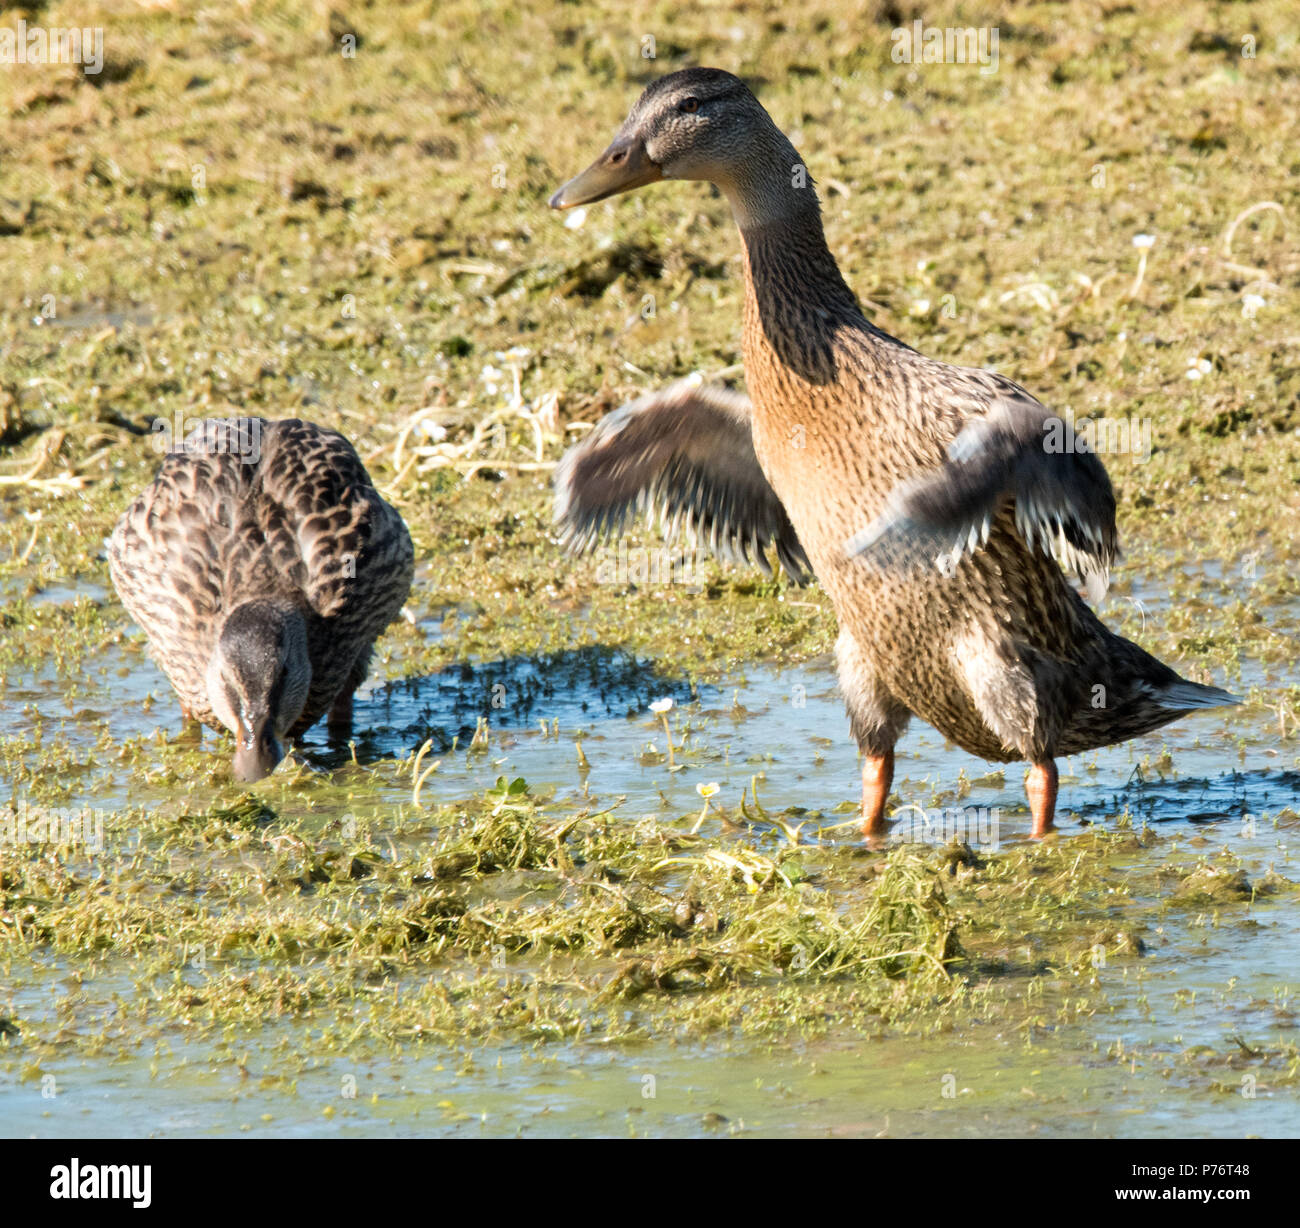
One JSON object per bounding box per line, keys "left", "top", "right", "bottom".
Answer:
{"left": 738, "top": 210, "right": 862, "bottom": 327}
{"left": 725, "top": 131, "right": 878, "bottom": 393}
{"left": 736, "top": 207, "right": 864, "bottom": 395}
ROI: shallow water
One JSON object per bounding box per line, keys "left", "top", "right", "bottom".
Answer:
{"left": 2, "top": 613, "right": 1284, "bottom": 836}
{"left": 2, "top": 596, "right": 1297, "bottom": 1138}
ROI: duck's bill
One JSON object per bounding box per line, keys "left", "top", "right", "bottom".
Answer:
{"left": 233, "top": 730, "right": 284, "bottom": 782}
{"left": 549, "top": 139, "right": 662, "bottom": 209}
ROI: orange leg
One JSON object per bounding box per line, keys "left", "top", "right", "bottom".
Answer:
{"left": 1025, "top": 760, "right": 1058, "bottom": 838}
{"left": 861, "top": 748, "right": 895, "bottom": 837}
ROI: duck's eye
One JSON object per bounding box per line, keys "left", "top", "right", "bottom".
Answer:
{"left": 678, "top": 97, "right": 700, "bottom": 114}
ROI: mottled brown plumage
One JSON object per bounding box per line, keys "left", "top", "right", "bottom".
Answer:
{"left": 109, "top": 418, "right": 413, "bottom": 780}
{"left": 551, "top": 68, "right": 1238, "bottom": 835}
{"left": 555, "top": 379, "right": 810, "bottom": 582}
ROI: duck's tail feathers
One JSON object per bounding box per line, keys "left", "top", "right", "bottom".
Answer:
{"left": 1144, "top": 679, "right": 1241, "bottom": 711}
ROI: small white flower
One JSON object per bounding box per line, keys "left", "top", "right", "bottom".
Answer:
{"left": 418, "top": 420, "right": 447, "bottom": 441}
{"left": 909, "top": 298, "right": 931, "bottom": 317}
{"left": 564, "top": 207, "right": 588, "bottom": 230}
{"left": 697, "top": 782, "right": 720, "bottom": 799}
{"left": 649, "top": 698, "right": 674, "bottom": 714}
{"left": 1132, "top": 233, "right": 1156, "bottom": 249}
{"left": 1242, "top": 293, "right": 1265, "bottom": 319}
{"left": 1185, "top": 357, "right": 1213, "bottom": 380}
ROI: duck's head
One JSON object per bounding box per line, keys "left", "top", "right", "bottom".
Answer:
{"left": 550, "top": 68, "right": 798, "bottom": 223}
{"left": 206, "top": 601, "right": 311, "bottom": 782}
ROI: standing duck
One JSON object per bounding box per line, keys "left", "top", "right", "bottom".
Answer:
{"left": 550, "top": 68, "right": 1237, "bottom": 837}
{"left": 109, "top": 418, "right": 414, "bottom": 781}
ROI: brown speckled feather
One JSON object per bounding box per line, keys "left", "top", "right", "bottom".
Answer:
{"left": 108, "top": 418, "right": 413, "bottom": 735}
{"left": 555, "top": 380, "right": 811, "bottom": 582}
{"left": 738, "top": 220, "right": 1233, "bottom": 762}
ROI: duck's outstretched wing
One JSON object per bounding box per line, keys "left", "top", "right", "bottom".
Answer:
{"left": 845, "top": 386, "right": 1119, "bottom": 601}
{"left": 555, "top": 380, "right": 812, "bottom": 583}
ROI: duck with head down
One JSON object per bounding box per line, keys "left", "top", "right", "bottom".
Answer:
{"left": 551, "top": 68, "right": 1238, "bottom": 838}
{"left": 110, "top": 417, "right": 413, "bottom": 782}
{"left": 203, "top": 598, "right": 312, "bottom": 781}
